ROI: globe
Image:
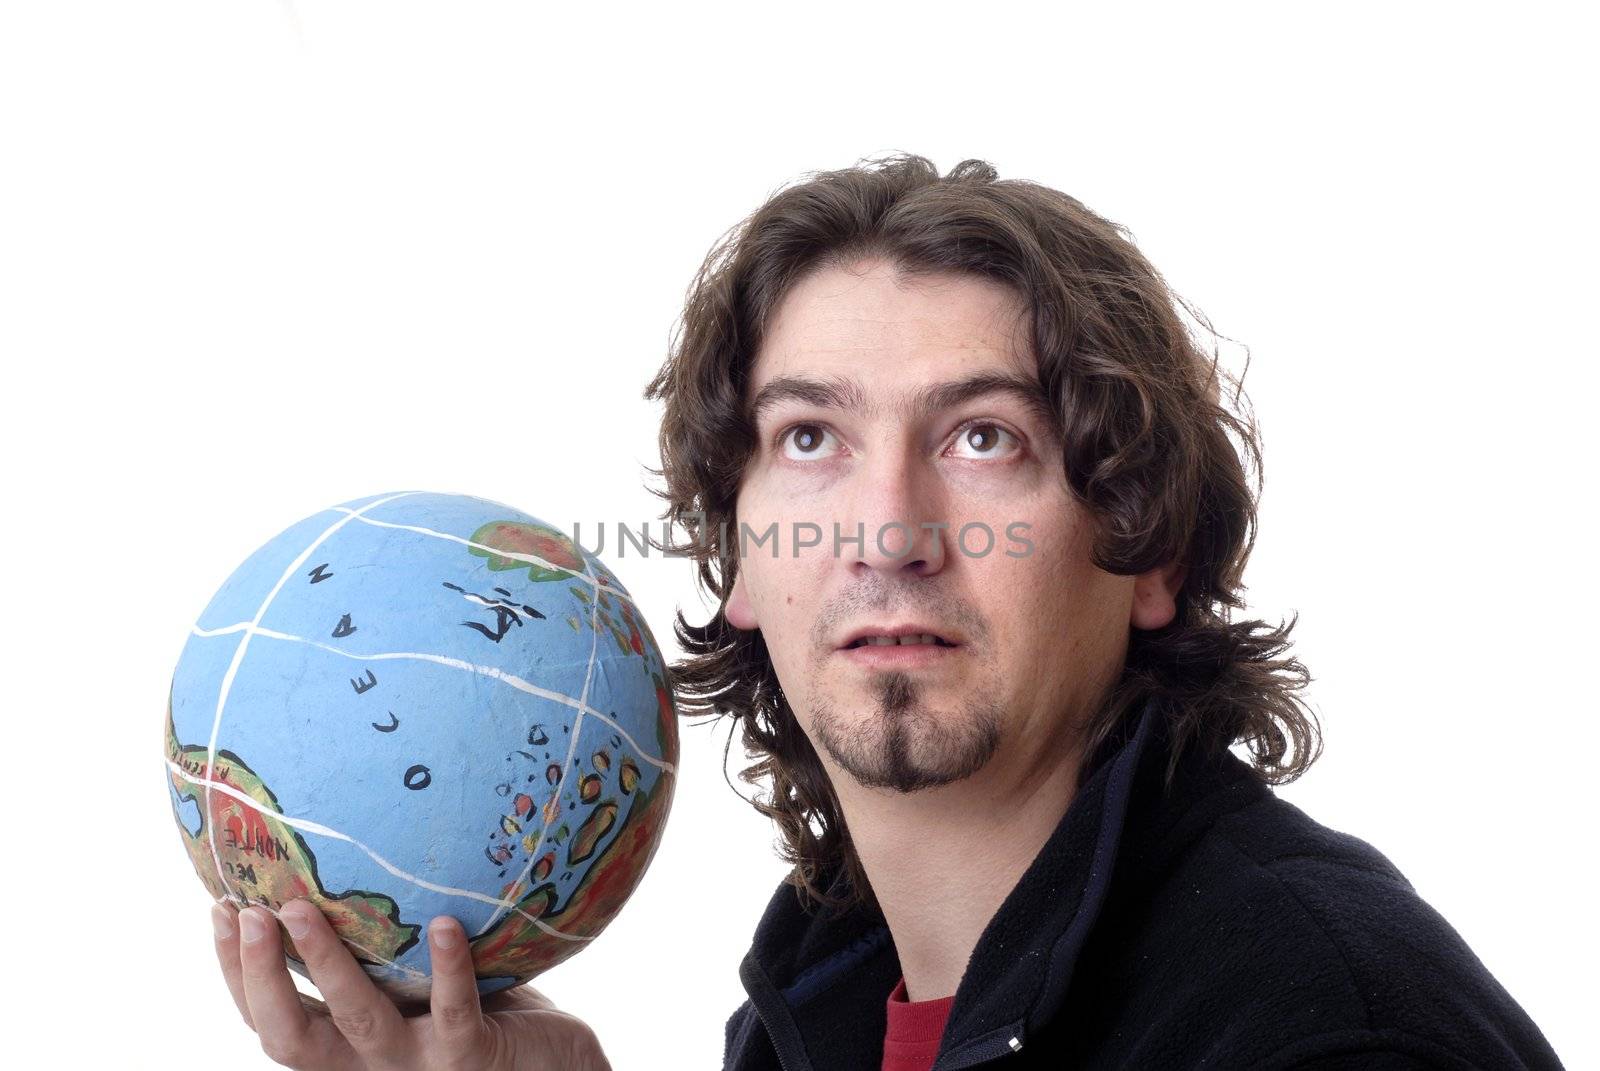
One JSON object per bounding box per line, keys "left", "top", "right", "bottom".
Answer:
{"left": 164, "top": 490, "right": 678, "bottom": 1001}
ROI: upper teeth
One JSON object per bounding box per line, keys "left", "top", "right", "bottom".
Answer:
{"left": 857, "top": 634, "right": 942, "bottom": 646}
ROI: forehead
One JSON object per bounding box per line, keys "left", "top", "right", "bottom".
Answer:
{"left": 748, "top": 260, "right": 1034, "bottom": 397}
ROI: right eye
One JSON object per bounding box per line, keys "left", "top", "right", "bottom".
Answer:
{"left": 779, "top": 423, "right": 841, "bottom": 461}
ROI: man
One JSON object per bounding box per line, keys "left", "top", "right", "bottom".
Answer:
{"left": 642, "top": 155, "right": 1564, "bottom": 1070}
{"left": 208, "top": 155, "right": 1565, "bottom": 1070}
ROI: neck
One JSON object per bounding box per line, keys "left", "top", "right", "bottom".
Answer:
{"left": 832, "top": 739, "right": 1087, "bottom": 1003}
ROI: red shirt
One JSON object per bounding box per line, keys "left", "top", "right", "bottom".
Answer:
{"left": 881, "top": 975, "right": 956, "bottom": 1071}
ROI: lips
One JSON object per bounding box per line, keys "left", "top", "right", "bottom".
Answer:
{"left": 839, "top": 625, "right": 959, "bottom": 650}
{"left": 838, "top": 628, "right": 961, "bottom": 671}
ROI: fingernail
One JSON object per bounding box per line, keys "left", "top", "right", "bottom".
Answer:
{"left": 239, "top": 907, "right": 267, "bottom": 944}
{"left": 282, "top": 903, "right": 312, "bottom": 941}
{"left": 211, "top": 904, "right": 235, "bottom": 940}
{"left": 430, "top": 918, "right": 459, "bottom": 949}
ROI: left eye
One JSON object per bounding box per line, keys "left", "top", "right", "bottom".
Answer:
{"left": 780, "top": 423, "right": 840, "bottom": 460}
{"left": 948, "top": 423, "right": 1019, "bottom": 459}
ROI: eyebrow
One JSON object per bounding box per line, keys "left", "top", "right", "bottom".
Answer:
{"left": 750, "top": 370, "right": 1058, "bottom": 432}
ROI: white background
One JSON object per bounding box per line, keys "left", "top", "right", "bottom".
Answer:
{"left": 1, "top": 3, "right": 1593, "bottom": 1068}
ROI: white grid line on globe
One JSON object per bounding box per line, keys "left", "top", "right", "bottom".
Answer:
{"left": 328, "top": 508, "right": 639, "bottom": 606}
{"left": 173, "top": 760, "right": 592, "bottom": 944}
{"left": 203, "top": 491, "right": 425, "bottom": 904}
{"left": 473, "top": 553, "right": 603, "bottom": 938}
{"left": 188, "top": 621, "right": 676, "bottom": 775}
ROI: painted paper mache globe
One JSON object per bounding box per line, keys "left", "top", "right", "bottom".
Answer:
{"left": 163, "top": 490, "right": 678, "bottom": 1001}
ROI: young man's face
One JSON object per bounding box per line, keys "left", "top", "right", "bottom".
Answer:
{"left": 724, "top": 257, "right": 1179, "bottom": 795}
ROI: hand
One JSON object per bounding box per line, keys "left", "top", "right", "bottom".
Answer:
{"left": 211, "top": 899, "right": 611, "bottom": 1070}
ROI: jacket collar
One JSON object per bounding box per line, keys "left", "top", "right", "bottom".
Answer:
{"left": 736, "top": 696, "right": 1269, "bottom": 1070}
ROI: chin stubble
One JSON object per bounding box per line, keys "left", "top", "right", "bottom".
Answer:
{"left": 813, "top": 670, "right": 1002, "bottom": 794}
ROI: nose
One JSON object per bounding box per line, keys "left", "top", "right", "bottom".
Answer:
{"left": 842, "top": 451, "right": 948, "bottom": 579}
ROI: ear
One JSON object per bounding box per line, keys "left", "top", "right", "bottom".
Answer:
{"left": 1130, "top": 560, "right": 1186, "bottom": 631}
{"left": 724, "top": 566, "right": 759, "bottom": 630}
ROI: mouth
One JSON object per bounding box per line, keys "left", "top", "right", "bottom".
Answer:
{"left": 842, "top": 633, "right": 958, "bottom": 650}
{"left": 836, "top": 626, "right": 962, "bottom": 667}
{"left": 838, "top": 631, "right": 960, "bottom": 670}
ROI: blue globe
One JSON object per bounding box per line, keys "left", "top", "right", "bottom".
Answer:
{"left": 164, "top": 490, "right": 678, "bottom": 1001}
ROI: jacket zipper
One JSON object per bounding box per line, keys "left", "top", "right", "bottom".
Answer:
{"left": 754, "top": 1006, "right": 796, "bottom": 1071}
{"left": 931, "top": 1026, "right": 1025, "bottom": 1070}
{"left": 738, "top": 954, "right": 808, "bottom": 1071}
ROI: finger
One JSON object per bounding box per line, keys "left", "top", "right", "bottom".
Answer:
{"left": 211, "top": 902, "right": 255, "bottom": 1030}
{"left": 238, "top": 904, "right": 328, "bottom": 1068}
{"left": 280, "top": 898, "right": 408, "bottom": 1062}
{"left": 426, "top": 916, "right": 488, "bottom": 1054}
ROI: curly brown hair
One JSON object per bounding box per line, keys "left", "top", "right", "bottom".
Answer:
{"left": 642, "top": 153, "right": 1319, "bottom": 916}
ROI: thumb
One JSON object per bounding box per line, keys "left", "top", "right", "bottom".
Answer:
{"left": 425, "top": 916, "right": 492, "bottom": 1052}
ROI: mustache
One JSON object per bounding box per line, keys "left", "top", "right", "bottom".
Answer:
{"left": 809, "top": 577, "right": 989, "bottom": 649}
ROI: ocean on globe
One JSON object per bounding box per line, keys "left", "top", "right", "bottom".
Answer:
{"left": 164, "top": 490, "right": 678, "bottom": 1001}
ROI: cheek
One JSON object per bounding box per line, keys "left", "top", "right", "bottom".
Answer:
{"left": 991, "top": 508, "right": 1083, "bottom": 586}
{"left": 984, "top": 512, "right": 1116, "bottom": 646}
{"left": 744, "top": 548, "right": 829, "bottom": 642}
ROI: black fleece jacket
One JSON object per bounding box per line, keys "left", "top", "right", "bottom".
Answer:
{"left": 723, "top": 700, "right": 1565, "bottom": 1070}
